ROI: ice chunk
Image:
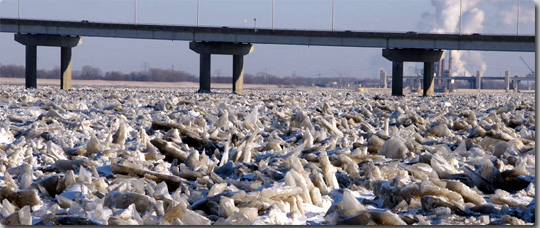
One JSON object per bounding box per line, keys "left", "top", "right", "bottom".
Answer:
{"left": 1, "top": 199, "right": 15, "bottom": 217}
{"left": 336, "top": 211, "right": 376, "bottom": 225}
{"left": 421, "top": 195, "right": 455, "bottom": 213}
{"left": 239, "top": 207, "right": 258, "bottom": 222}
{"left": 208, "top": 183, "right": 227, "bottom": 197}
{"left": 405, "top": 163, "right": 432, "bottom": 181}
{"left": 14, "top": 189, "right": 41, "bottom": 208}
{"left": 312, "top": 172, "right": 330, "bottom": 195}
{"left": 18, "top": 163, "right": 33, "bottom": 189}
{"left": 490, "top": 189, "right": 531, "bottom": 209}
{"left": 379, "top": 137, "right": 408, "bottom": 159}
{"left": 0, "top": 126, "right": 14, "bottom": 144}
{"left": 219, "top": 196, "right": 239, "bottom": 218}
{"left": 87, "top": 135, "right": 107, "bottom": 155}
{"left": 419, "top": 181, "right": 464, "bottom": 203}
{"left": 428, "top": 123, "right": 453, "bottom": 137}
{"left": 320, "top": 150, "right": 339, "bottom": 189}
{"left": 310, "top": 187, "right": 323, "bottom": 207}
{"left": 161, "top": 201, "right": 187, "bottom": 223}
{"left": 370, "top": 210, "right": 407, "bottom": 225}
{"left": 445, "top": 180, "right": 486, "bottom": 205}
{"left": 430, "top": 153, "right": 459, "bottom": 178}
{"left": 18, "top": 205, "right": 32, "bottom": 225}
{"left": 112, "top": 121, "right": 127, "bottom": 148}
{"left": 104, "top": 191, "right": 154, "bottom": 213}
{"left": 342, "top": 189, "right": 365, "bottom": 216}
{"left": 501, "top": 215, "right": 525, "bottom": 225}
{"left": 261, "top": 186, "right": 303, "bottom": 200}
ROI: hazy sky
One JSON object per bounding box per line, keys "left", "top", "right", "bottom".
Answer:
{"left": 0, "top": 0, "right": 535, "bottom": 78}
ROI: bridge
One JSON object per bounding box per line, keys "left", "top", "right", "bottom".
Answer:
{"left": 380, "top": 70, "right": 535, "bottom": 93}
{"left": 0, "top": 18, "right": 535, "bottom": 96}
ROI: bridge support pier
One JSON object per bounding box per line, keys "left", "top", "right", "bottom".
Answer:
{"left": 380, "top": 70, "right": 387, "bottom": 88}
{"left": 15, "top": 34, "right": 82, "bottom": 89}
{"left": 505, "top": 71, "right": 510, "bottom": 93}
{"left": 513, "top": 76, "right": 519, "bottom": 93}
{"left": 445, "top": 78, "right": 453, "bottom": 91}
{"left": 423, "top": 62, "right": 435, "bottom": 96}
{"left": 199, "top": 54, "right": 212, "bottom": 93}
{"left": 476, "top": 71, "right": 482, "bottom": 90}
{"left": 60, "top": 47, "right": 73, "bottom": 90}
{"left": 189, "top": 42, "right": 254, "bottom": 94}
{"left": 232, "top": 55, "right": 244, "bottom": 94}
{"left": 391, "top": 61, "right": 404, "bottom": 96}
{"left": 25, "top": 45, "right": 37, "bottom": 88}
{"left": 383, "top": 48, "right": 443, "bottom": 96}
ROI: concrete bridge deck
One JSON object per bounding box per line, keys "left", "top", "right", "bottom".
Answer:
{"left": 0, "top": 18, "right": 534, "bottom": 52}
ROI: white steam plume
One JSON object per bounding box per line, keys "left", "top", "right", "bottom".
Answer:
{"left": 420, "top": 0, "right": 487, "bottom": 76}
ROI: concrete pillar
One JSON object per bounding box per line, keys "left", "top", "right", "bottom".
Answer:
{"left": 232, "top": 55, "right": 244, "bottom": 94}
{"left": 380, "top": 70, "right": 387, "bottom": 88}
{"left": 476, "top": 71, "right": 482, "bottom": 90}
{"left": 198, "top": 54, "right": 211, "bottom": 93}
{"left": 391, "top": 61, "right": 404, "bottom": 96}
{"left": 25, "top": 45, "right": 37, "bottom": 89}
{"left": 505, "top": 71, "right": 510, "bottom": 93}
{"left": 440, "top": 59, "right": 445, "bottom": 85}
{"left": 513, "top": 76, "right": 519, "bottom": 93}
{"left": 423, "top": 62, "right": 435, "bottom": 96}
{"left": 382, "top": 48, "right": 443, "bottom": 96}
{"left": 60, "top": 47, "right": 72, "bottom": 90}
{"left": 436, "top": 60, "right": 442, "bottom": 77}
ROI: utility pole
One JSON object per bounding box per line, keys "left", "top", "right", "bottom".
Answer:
{"left": 18, "top": 0, "right": 20, "bottom": 19}
{"left": 134, "top": 0, "right": 137, "bottom": 25}
{"left": 197, "top": 0, "right": 200, "bottom": 26}
{"left": 272, "top": 0, "right": 274, "bottom": 30}
{"left": 459, "top": 0, "right": 462, "bottom": 35}
{"left": 517, "top": 0, "right": 520, "bottom": 35}
{"left": 332, "top": 0, "right": 335, "bottom": 31}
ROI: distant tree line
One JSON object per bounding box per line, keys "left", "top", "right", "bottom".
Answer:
{"left": 0, "top": 64, "right": 199, "bottom": 82}
{"left": 0, "top": 63, "right": 377, "bottom": 86}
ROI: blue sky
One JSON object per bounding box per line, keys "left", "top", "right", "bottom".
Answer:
{"left": 0, "top": 0, "right": 535, "bottom": 78}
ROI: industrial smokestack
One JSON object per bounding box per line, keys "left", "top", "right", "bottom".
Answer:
{"left": 436, "top": 61, "right": 440, "bottom": 77}
{"left": 448, "top": 51, "right": 453, "bottom": 77}
{"left": 438, "top": 59, "right": 445, "bottom": 87}
{"left": 441, "top": 59, "right": 445, "bottom": 77}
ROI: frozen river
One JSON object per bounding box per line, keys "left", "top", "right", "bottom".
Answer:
{"left": 0, "top": 85, "right": 535, "bottom": 225}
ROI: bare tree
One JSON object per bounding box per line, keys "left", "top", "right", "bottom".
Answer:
{"left": 79, "top": 65, "right": 103, "bottom": 79}
{"left": 0, "top": 64, "right": 25, "bottom": 78}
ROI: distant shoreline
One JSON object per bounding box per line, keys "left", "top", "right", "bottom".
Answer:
{"left": 0, "top": 77, "right": 533, "bottom": 93}
{"left": 0, "top": 77, "right": 279, "bottom": 90}
{"left": 0, "top": 77, "right": 356, "bottom": 92}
